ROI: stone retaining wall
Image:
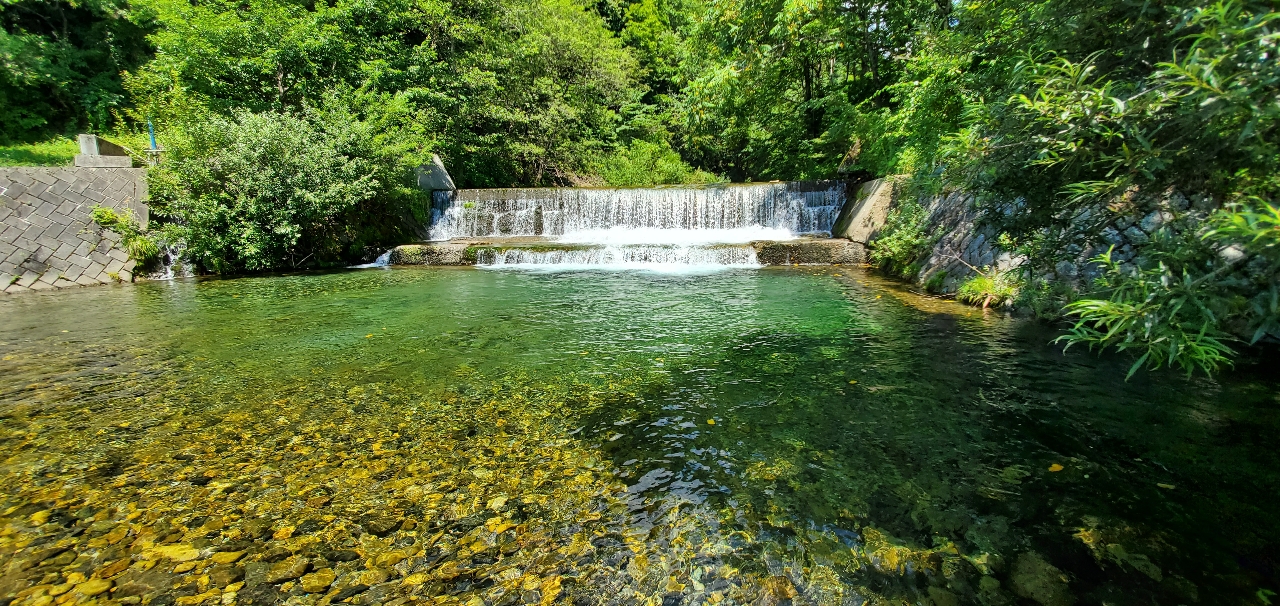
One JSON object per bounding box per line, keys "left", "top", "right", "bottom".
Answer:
{"left": 914, "top": 190, "right": 1021, "bottom": 292}
{"left": 859, "top": 177, "right": 1188, "bottom": 293}
{"left": 1, "top": 167, "right": 149, "bottom": 293}
{"left": 832, "top": 177, "right": 1016, "bottom": 291}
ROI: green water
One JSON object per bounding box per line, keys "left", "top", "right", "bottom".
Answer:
{"left": 0, "top": 267, "right": 1276, "bottom": 606}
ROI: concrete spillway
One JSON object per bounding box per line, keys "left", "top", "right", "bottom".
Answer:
{"left": 428, "top": 181, "right": 846, "bottom": 241}
{"left": 390, "top": 180, "right": 862, "bottom": 270}
{"left": 389, "top": 237, "right": 864, "bottom": 269}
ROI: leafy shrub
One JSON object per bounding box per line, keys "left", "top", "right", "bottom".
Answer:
{"left": 922, "top": 270, "right": 948, "bottom": 293}
{"left": 1057, "top": 248, "right": 1238, "bottom": 378}
{"left": 1058, "top": 198, "right": 1280, "bottom": 376}
{"left": 89, "top": 205, "right": 161, "bottom": 268}
{"left": 599, "top": 139, "right": 722, "bottom": 187}
{"left": 1014, "top": 277, "right": 1078, "bottom": 321}
{"left": 868, "top": 197, "right": 933, "bottom": 279}
{"left": 955, "top": 270, "right": 1018, "bottom": 308}
{"left": 149, "top": 103, "right": 427, "bottom": 273}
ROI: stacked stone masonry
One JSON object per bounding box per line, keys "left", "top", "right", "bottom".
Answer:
{"left": 914, "top": 189, "right": 1021, "bottom": 292}
{"left": 864, "top": 178, "right": 1197, "bottom": 293}
{"left": 1, "top": 167, "right": 149, "bottom": 294}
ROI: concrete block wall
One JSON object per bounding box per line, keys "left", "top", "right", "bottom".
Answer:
{"left": 837, "top": 177, "right": 1021, "bottom": 292}
{"left": 832, "top": 178, "right": 894, "bottom": 245}
{"left": 914, "top": 190, "right": 1021, "bottom": 292}
{"left": 1, "top": 167, "right": 149, "bottom": 294}
{"left": 853, "top": 178, "right": 1178, "bottom": 293}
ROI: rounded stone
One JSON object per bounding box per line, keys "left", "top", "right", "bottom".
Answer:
{"left": 75, "top": 578, "right": 113, "bottom": 597}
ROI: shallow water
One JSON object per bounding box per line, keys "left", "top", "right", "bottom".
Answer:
{"left": 0, "top": 267, "right": 1276, "bottom": 606}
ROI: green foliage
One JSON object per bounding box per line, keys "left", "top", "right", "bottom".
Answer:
{"left": 148, "top": 102, "right": 427, "bottom": 273}
{"left": 618, "top": 0, "right": 687, "bottom": 99}
{"left": 1014, "top": 277, "right": 1078, "bottom": 321}
{"left": 868, "top": 0, "right": 1280, "bottom": 375}
{"left": 89, "top": 204, "right": 160, "bottom": 267}
{"left": 946, "top": 1, "right": 1279, "bottom": 259}
{"left": 598, "top": 139, "right": 720, "bottom": 186}
{"left": 0, "top": 136, "right": 77, "bottom": 166}
{"left": 922, "top": 270, "right": 947, "bottom": 294}
{"left": 1057, "top": 197, "right": 1279, "bottom": 377}
{"left": 956, "top": 270, "right": 1018, "bottom": 309}
{"left": 675, "top": 0, "right": 955, "bottom": 180}
{"left": 1057, "top": 243, "right": 1239, "bottom": 378}
{"left": 0, "top": 0, "right": 153, "bottom": 142}
{"left": 126, "top": 0, "right": 641, "bottom": 188}
{"left": 868, "top": 197, "right": 933, "bottom": 279}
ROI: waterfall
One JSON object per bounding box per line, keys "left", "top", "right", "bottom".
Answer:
{"left": 429, "top": 181, "right": 845, "bottom": 241}
{"left": 142, "top": 242, "right": 195, "bottom": 281}
{"left": 350, "top": 250, "right": 392, "bottom": 269}
{"left": 426, "top": 180, "right": 846, "bottom": 270}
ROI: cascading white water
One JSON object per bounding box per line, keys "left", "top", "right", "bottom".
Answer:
{"left": 428, "top": 181, "right": 846, "bottom": 270}
{"left": 475, "top": 244, "right": 761, "bottom": 271}
{"left": 349, "top": 250, "right": 392, "bottom": 269}
{"left": 144, "top": 242, "right": 195, "bottom": 281}
{"left": 429, "top": 182, "right": 845, "bottom": 241}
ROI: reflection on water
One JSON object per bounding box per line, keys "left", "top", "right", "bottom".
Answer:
{"left": 0, "top": 267, "right": 1276, "bottom": 606}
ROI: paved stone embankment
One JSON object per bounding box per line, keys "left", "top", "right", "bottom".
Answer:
{"left": 848, "top": 176, "right": 1203, "bottom": 293}
{"left": 388, "top": 237, "right": 864, "bottom": 266}
{"left": 1, "top": 167, "right": 149, "bottom": 293}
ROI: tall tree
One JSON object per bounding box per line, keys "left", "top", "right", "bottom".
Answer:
{"left": 0, "top": 0, "right": 152, "bottom": 142}
{"left": 128, "top": 0, "right": 641, "bottom": 186}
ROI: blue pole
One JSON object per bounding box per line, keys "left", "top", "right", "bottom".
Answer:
{"left": 147, "top": 119, "right": 158, "bottom": 150}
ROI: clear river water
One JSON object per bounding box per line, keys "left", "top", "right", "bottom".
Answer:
{"left": 0, "top": 266, "right": 1276, "bottom": 606}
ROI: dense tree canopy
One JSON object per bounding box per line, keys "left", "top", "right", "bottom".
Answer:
{"left": 2, "top": 0, "right": 1276, "bottom": 370}
{"left": 8, "top": 0, "right": 1271, "bottom": 192}
{"left": 127, "top": 0, "right": 643, "bottom": 187}
{"left": 0, "top": 0, "right": 152, "bottom": 139}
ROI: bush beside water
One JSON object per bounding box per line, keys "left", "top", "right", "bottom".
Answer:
{"left": 145, "top": 104, "right": 430, "bottom": 273}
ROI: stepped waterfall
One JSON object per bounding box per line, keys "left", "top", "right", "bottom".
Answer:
{"left": 428, "top": 181, "right": 846, "bottom": 269}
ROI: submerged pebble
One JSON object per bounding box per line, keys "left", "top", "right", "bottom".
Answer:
{"left": 1, "top": 268, "right": 1274, "bottom": 605}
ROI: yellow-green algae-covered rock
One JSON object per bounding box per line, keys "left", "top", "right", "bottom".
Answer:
{"left": 0, "top": 339, "right": 1085, "bottom": 606}
{"left": 1011, "top": 552, "right": 1074, "bottom": 606}
{"left": 299, "top": 567, "right": 335, "bottom": 593}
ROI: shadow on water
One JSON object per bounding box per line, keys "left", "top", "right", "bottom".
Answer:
{"left": 575, "top": 272, "right": 1280, "bottom": 604}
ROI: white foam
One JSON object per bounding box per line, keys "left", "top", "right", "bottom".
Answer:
{"left": 477, "top": 262, "right": 755, "bottom": 274}
{"left": 349, "top": 250, "right": 392, "bottom": 269}
{"left": 475, "top": 244, "right": 761, "bottom": 272}
{"left": 556, "top": 226, "right": 795, "bottom": 246}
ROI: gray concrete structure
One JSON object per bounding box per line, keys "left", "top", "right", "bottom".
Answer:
{"left": 1, "top": 167, "right": 149, "bottom": 293}
{"left": 388, "top": 237, "right": 864, "bottom": 266}
{"left": 416, "top": 154, "right": 456, "bottom": 191}
{"left": 75, "top": 134, "right": 134, "bottom": 168}
{"left": 831, "top": 178, "right": 894, "bottom": 245}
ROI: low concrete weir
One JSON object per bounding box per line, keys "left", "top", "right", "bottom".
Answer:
{"left": 429, "top": 181, "right": 846, "bottom": 240}
{"left": 401, "top": 180, "right": 863, "bottom": 269}
{"left": 389, "top": 237, "right": 864, "bottom": 268}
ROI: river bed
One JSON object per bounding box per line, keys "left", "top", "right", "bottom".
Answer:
{"left": 0, "top": 266, "right": 1276, "bottom": 606}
